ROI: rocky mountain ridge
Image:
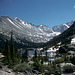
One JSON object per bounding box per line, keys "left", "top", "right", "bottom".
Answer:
{"left": 0, "top": 16, "right": 74, "bottom": 48}
{"left": 46, "top": 21, "right": 75, "bottom": 48}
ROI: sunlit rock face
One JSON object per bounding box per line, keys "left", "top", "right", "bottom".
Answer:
{"left": 0, "top": 16, "right": 74, "bottom": 46}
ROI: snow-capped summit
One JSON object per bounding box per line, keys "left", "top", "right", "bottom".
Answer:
{"left": 14, "top": 17, "right": 22, "bottom": 22}
{"left": 0, "top": 16, "right": 74, "bottom": 46}
{"left": 52, "top": 21, "right": 74, "bottom": 33}
{"left": 38, "top": 24, "right": 54, "bottom": 33}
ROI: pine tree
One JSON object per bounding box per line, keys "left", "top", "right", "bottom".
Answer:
{"left": 35, "top": 49, "right": 37, "bottom": 58}
{"left": 24, "top": 48, "right": 28, "bottom": 62}
{"left": 17, "top": 53, "right": 21, "bottom": 64}
{"left": 22, "top": 48, "right": 28, "bottom": 62}
{"left": 38, "top": 50, "right": 41, "bottom": 61}
{"left": 33, "top": 49, "right": 39, "bottom": 63}
{"left": 41, "top": 57, "right": 44, "bottom": 64}
{"left": 10, "top": 31, "right": 17, "bottom": 64}
{"left": 45, "top": 50, "right": 48, "bottom": 62}
{"left": 15, "top": 48, "right": 18, "bottom": 58}
{"left": 5, "top": 40, "right": 11, "bottom": 64}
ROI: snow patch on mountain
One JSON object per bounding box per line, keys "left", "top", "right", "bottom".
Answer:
{"left": 52, "top": 21, "right": 74, "bottom": 33}
{"left": 63, "top": 24, "right": 69, "bottom": 28}
{"left": 0, "top": 16, "right": 74, "bottom": 44}
{"left": 7, "top": 18, "right": 15, "bottom": 25}
{"left": 71, "top": 38, "right": 75, "bottom": 44}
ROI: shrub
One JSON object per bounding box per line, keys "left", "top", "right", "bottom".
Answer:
{"left": 54, "top": 68, "right": 61, "bottom": 75}
{"left": 55, "top": 58, "right": 64, "bottom": 64}
{"left": 70, "top": 56, "right": 75, "bottom": 65}
{"left": 13, "top": 62, "right": 33, "bottom": 72}
{"left": 63, "top": 65, "right": 74, "bottom": 73}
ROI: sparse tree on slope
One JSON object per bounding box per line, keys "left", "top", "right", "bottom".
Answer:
{"left": 22, "top": 48, "right": 28, "bottom": 62}
{"left": 24, "top": 48, "right": 28, "bottom": 62}
{"left": 35, "top": 49, "right": 37, "bottom": 58}
{"left": 5, "top": 40, "right": 11, "bottom": 64}
{"left": 10, "top": 31, "right": 18, "bottom": 64}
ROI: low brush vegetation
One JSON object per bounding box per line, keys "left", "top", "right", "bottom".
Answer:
{"left": 0, "top": 30, "right": 75, "bottom": 75}
{"left": 63, "top": 65, "right": 75, "bottom": 73}
{"left": 13, "top": 62, "right": 33, "bottom": 72}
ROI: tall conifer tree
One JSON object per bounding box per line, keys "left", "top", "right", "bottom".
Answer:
{"left": 35, "top": 49, "right": 37, "bottom": 58}
{"left": 10, "top": 30, "right": 17, "bottom": 64}
{"left": 22, "top": 48, "right": 28, "bottom": 62}
{"left": 5, "top": 40, "right": 11, "bottom": 64}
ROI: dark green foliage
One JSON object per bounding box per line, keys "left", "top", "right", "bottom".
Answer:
{"left": 63, "top": 65, "right": 74, "bottom": 73}
{"left": 0, "top": 49, "right": 3, "bottom": 53}
{"left": 45, "top": 50, "right": 48, "bottom": 62}
{"left": 10, "top": 32, "right": 15, "bottom": 63}
{"left": 52, "top": 62, "right": 61, "bottom": 75}
{"left": 45, "top": 22, "right": 75, "bottom": 48}
{"left": 17, "top": 54, "right": 21, "bottom": 64}
{"left": 0, "top": 34, "right": 6, "bottom": 49}
{"left": 15, "top": 48, "right": 18, "bottom": 58}
{"left": 44, "top": 66, "right": 54, "bottom": 75}
{"left": 38, "top": 50, "right": 42, "bottom": 61}
{"left": 0, "top": 30, "right": 44, "bottom": 49}
{"left": 70, "top": 55, "right": 75, "bottom": 65}
{"left": 33, "top": 49, "right": 38, "bottom": 62}
{"left": 43, "top": 63, "right": 61, "bottom": 75}
{"left": 55, "top": 58, "right": 64, "bottom": 64}
{"left": 40, "top": 57, "right": 44, "bottom": 64}
{"left": 3, "top": 31, "right": 19, "bottom": 65}
{"left": 10, "top": 31, "right": 18, "bottom": 64}
{"left": 35, "top": 49, "right": 37, "bottom": 58}
{"left": 33, "top": 58, "right": 40, "bottom": 70}
{"left": 25, "top": 48, "right": 28, "bottom": 62}
{"left": 59, "top": 46, "right": 67, "bottom": 53}
{"left": 54, "top": 68, "right": 61, "bottom": 75}
{"left": 22, "top": 48, "right": 28, "bottom": 62}
{"left": 38, "top": 52, "right": 41, "bottom": 61}
{"left": 64, "top": 56, "right": 70, "bottom": 63}
{"left": 13, "top": 62, "right": 33, "bottom": 72}
{"left": 4, "top": 40, "right": 11, "bottom": 64}
{"left": 33, "top": 57, "right": 61, "bottom": 74}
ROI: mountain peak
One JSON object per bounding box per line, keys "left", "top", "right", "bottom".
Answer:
{"left": 0, "top": 16, "right": 11, "bottom": 19}
{"left": 0, "top": 16, "right": 74, "bottom": 48}
{"left": 39, "top": 24, "right": 43, "bottom": 27}
{"left": 15, "top": 17, "right": 19, "bottom": 19}
{"left": 14, "top": 17, "right": 22, "bottom": 22}
{"left": 52, "top": 21, "right": 74, "bottom": 33}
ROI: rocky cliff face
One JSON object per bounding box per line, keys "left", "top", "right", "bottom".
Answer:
{"left": 0, "top": 16, "right": 74, "bottom": 48}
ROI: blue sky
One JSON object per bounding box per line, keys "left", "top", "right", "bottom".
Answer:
{"left": 0, "top": 0, "right": 75, "bottom": 28}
